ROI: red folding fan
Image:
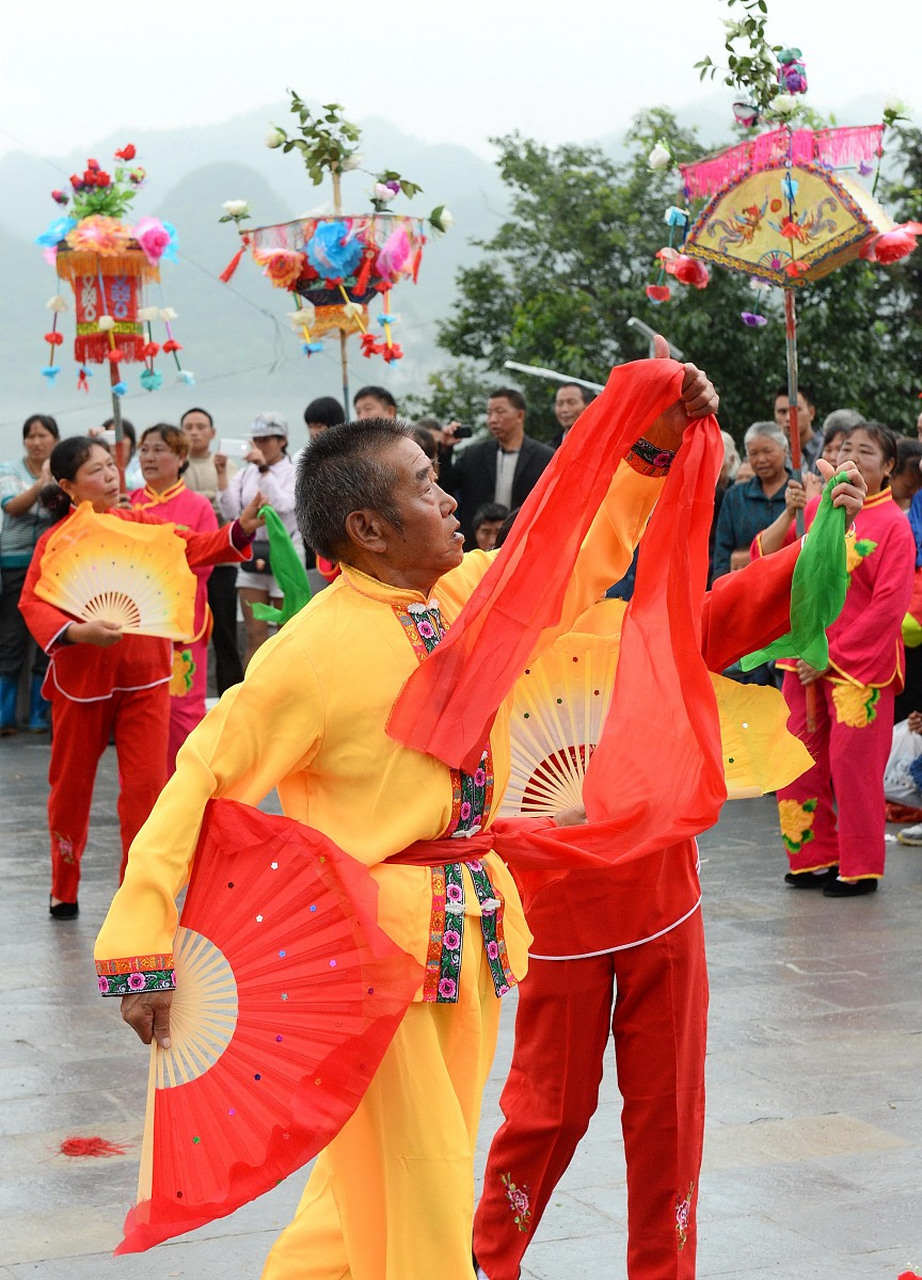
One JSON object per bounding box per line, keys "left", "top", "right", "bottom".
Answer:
{"left": 117, "top": 798, "right": 423, "bottom": 1254}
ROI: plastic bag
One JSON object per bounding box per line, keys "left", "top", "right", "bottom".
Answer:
{"left": 884, "top": 719, "right": 922, "bottom": 802}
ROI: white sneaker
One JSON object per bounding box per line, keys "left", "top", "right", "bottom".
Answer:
{"left": 897, "top": 823, "right": 922, "bottom": 846}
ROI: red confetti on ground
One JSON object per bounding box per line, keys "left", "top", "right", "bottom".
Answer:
{"left": 59, "top": 1135, "right": 129, "bottom": 1158}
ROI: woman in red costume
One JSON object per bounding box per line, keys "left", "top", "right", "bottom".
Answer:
{"left": 19, "top": 437, "right": 262, "bottom": 920}
{"left": 755, "top": 421, "right": 915, "bottom": 896}
{"left": 130, "top": 424, "right": 218, "bottom": 773}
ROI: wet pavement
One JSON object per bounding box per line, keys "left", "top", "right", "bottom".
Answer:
{"left": 1, "top": 728, "right": 921, "bottom": 1279}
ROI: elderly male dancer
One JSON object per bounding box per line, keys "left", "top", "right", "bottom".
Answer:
{"left": 96, "top": 348, "right": 722, "bottom": 1279}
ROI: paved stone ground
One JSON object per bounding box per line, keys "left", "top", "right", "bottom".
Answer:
{"left": 2, "top": 729, "right": 921, "bottom": 1279}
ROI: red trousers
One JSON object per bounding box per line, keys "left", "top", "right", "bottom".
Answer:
{"left": 777, "top": 673, "right": 893, "bottom": 879}
{"left": 47, "top": 685, "right": 169, "bottom": 901}
{"left": 473, "top": 909, "right": 708, "bottom": 1280}
{"left": 168, "top": 636, "right": 208, "bottom": 775}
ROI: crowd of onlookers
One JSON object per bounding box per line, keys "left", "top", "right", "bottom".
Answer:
{"left": 4, "top": 376, "right": 922, "bottom": 909}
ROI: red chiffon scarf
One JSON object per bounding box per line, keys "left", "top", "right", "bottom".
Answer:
{"left": 389, "top": 357, "right": 728, "bottom": 881}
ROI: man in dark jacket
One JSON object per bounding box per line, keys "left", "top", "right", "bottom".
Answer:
{"left": 439, "top": 389, "right": 554, "bottom": 547}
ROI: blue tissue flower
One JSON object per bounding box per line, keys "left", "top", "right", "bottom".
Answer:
{"left": 36, "top": 217, "right": 77, "bottom": 248}
{"left": 306, "top": 221, "right": 363, "bottom": 279}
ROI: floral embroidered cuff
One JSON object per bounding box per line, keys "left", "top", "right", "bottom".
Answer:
{"left": 96, "top": 954, "right": 175, "bottom": 998}
{"left": 626, "top": 437, "right": 676, "bottom": 478}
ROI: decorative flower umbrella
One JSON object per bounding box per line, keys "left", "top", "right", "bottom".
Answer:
{"left": 220, "top": 93, "right": 451, "bottom": 409}
{"left": 646, "top": 17, "right": 920, "bottom": 484}
{"left": 651, "top": 1, "right": 920, "bottom": 726}
{"left": 36, "top": 144, "right": 191, "bottom": 483}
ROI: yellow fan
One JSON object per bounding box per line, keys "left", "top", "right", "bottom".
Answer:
{"left": 35, "top": 502, "right": 196, "bottom": 640}
{"left": 499, "top": 600, "right": 812, "bottom": 817}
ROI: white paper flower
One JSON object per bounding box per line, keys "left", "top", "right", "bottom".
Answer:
{"left": 97, "top": 315, "right": 115, "bottom": 331}
{"left": 137, "top": 306, "right": 159, "bottom": 323}
{"left": 341, "top": 152, "right": 364, "bottom": 171}
{"left": 883, "top": 96, "right": 907, "bottom": 116}
{"left": 45, "top": 295, "right": 69, "bottom": 312}
{"left": 429, "top": 205, "right": 454, "bottom": 235}
{"left": 265, "top": 128, "right": 285, "bottom": 149}
{"left": 158, "top": 308, "right": 178, "bottom": 322}
{"left": 648, "top": 141, "right": 672, "bottom": 171}
{"left": 222, "top": 199, "right": 250, "bottom": 218}
{"left": 373, "top": 183, "right": 398, "bottom": 203}
{"left": 341, "top": 302, "right": 364, "bottom": 321}
{"left": 286, "top": 305, "right": 316, "bottom": 330}
{"left": 770, "top": 93, "right": 798, "bottom": 117}
{"left": 749, "top": 277, "right": 772, "bottom": 292}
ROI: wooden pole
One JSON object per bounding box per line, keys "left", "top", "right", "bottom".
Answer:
{"left": 784, "top": 287, "right": 817, "bottom": 730}
{"left": 331, "top": 170, "right": 350, "bottom": 412}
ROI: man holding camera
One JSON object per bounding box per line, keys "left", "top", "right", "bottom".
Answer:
{"left": 439, "top": 389, "right": 554, "bottom": 547}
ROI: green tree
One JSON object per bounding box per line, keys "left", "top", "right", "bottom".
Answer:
{"left": 434, "top": 111, "right": 922, "bottom": 441}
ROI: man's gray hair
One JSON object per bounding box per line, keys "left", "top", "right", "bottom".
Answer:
{"left": 295, "top": 418, "right": 411, "bottom": 562}
{"left": 744, "top": 421, "right": 789, "bottom": 452}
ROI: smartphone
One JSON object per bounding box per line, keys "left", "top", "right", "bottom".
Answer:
{"left": 219, "top": 437, "right": 250, "bottom": 458}
{"left": 453, "top": 425, "right": 473, "bottom": 439}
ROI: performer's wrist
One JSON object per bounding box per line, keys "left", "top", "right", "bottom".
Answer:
{"left": 626, "top": 437, "right": 676, "bottom": 478}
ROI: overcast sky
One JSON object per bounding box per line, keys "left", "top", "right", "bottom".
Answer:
{"left": 3, "top": 0, "right": 917, "bottom": 163}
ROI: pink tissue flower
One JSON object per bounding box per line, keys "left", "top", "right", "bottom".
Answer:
{"left": 133, "top": 216, "right": 172, "bottom": 263}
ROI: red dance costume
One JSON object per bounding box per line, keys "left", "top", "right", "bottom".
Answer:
{"left": 19, "top": 507, "right": 249, "bottom": 902}
{"left": 474, "top": 545, "right": 803, "bottom": 1280}
{"left": 760, "top": 488, "right": 915, "bottom": 880}
{"left": 130, "top": 480, "right": 218, "bottom": 772}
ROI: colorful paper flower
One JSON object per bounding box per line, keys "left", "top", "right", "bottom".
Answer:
{"left": 45, "top": 295, "right": 69, "bottom": 312}
{"left": 176, "top": 370, "right": 195, "bottom": 386}
{"left": 770, "top": 93, "right": 798, "bottom": 117}
{"left": 65, "top": 214, "right": 132, "bottom": 256}
{"left": 305, "top": 220, "right": 363, "bottom": 279}
{"left": 254, "top": 247, "right": 307, "bottom": 289}
{"left": 51, "top": 189, "right": 69, "bottom": 206}
{"left": 664, "top": 206, "right": 688, "bottom": 227}
{"left": 373, "top": 182, "right": 399, "bottom": 203}
{"left": 645, "top": 283, "right": 672, "bottom": 303}
{"left": 140, "top": 368, "right": 163, "bottom": 391}
{"left": 670, "top": 255, "right": 710, "bottom": 288}
{"left": 41, "top": 366, "right": 61, "bottom": 382}
{"left": 97, "top": 315, "right": 116, "bottom": 332}
{"left": 862, "top": 222, "right": 922, "bottom": 265}
{"left": 376, "top": 227, "right": 411, "bottom": 281}
{"left": 115, "top": 143, "right": 136, "bottom": 161}
{"left": 265, "top": 128, "right": 285, "bottom": 149}
{"left": 133, "top": 216, "right": 177, "bottom": 264}
{"left": 741, "top": 312, "right": 768, "bottom": 327}
{"left": 36, "top": 216, "right": 77, "bottom": 248}
{"left": 222, "top": 199, "right": 250, "bottom": 218}
{"left": 732, "top": 101, "right": 759, "bottom": 128}
{"left": 112, "top": 381, "right": 128, "bottom": 396}
{"left": 301, "top": 341, "right": 324, "bottom": 355}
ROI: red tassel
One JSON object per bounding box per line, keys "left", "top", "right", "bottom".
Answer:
{"left": 162, "top": 339, "right": 182, "bottom": 353}
{"left": 59, "top": 1135, "right": 129, "bottom": 1158}
{"left": 411, "top": 247, "right": 423, "bottom": 284}
{"left": 354, "top": 248, "right": 375, "bottom": 295}
{"left": 219, "top": 234, "right": 250, "bottom": 284}
{"left": 77, "top": 370, "right": 89, "bottom": 393}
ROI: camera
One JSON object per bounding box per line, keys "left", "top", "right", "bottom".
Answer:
{"left": 452, "top": 425, "right": 473, "bottom": 439}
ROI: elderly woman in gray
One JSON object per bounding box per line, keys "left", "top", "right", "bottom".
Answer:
{"left": 712, "top": 421, "right": 791, "bottom": 579}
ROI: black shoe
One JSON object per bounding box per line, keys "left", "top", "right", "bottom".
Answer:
{"left": 822, "top": 877, "right": 878, "bottom": 898}
{"left": 49, "top": 897, "right": 79, "bottom": 919}
{"left": 784, "top": 867, "right": 838, "bottom": 888}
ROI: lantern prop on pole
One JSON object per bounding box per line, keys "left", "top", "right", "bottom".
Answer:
{"left": 37, "top": 146, "right": 193, "bottom": 485}
{"left": 642, "top": 5, "right": 919, "bottom": 726}
{"left": 219, "top": 94, "right": 452, "bottom": 408}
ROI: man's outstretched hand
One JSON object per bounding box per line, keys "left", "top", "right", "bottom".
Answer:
{"left": 121, "top": 990, "right": 173, "bottom": 1049}
{"left": 645, "top": 334, "right": 720, "bottom": 451}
